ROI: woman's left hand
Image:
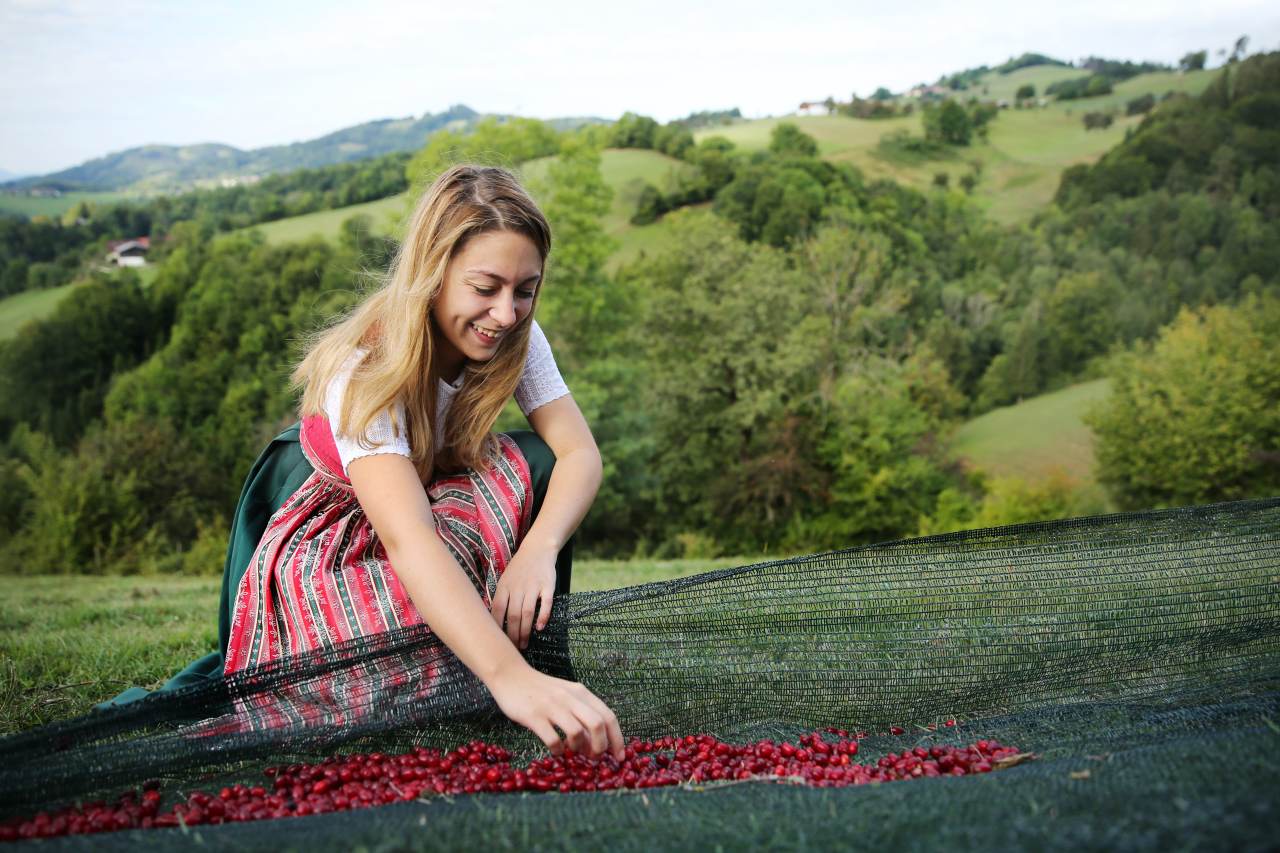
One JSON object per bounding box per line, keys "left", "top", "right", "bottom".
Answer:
{"left": 490, "top": 542, "right": 558, "bottom": 650}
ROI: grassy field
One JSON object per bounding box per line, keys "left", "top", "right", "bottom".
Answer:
{"left": 249, "top": 192, "right": 411, "bottom": 245}
{"left": 696, "top": 67, "right": 1219, "bottom": 224}
{"left": 0, "top": 190, "right": 137, "bottom": 219}
{"left": 0, "top": 557, "right": 747, "bottom": 734}
{"left": 0, "top": 281, "right": 83, "bottom": 339}
{"left": 949, "top": 378, "right": 1111, "bottom": 485}
{"left": 0, "top": 266, "right": 160, "bottom": 340}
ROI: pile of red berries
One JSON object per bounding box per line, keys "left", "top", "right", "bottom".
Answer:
{"left": 0, "top": 729, "right": 1026, "bottom": 841}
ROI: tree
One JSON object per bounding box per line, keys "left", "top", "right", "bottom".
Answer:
{"left": 1087, "top": 297, "right": 1280, "bottom": 509}
{"left": 1180, "top": 50, "right": 1208, "bottom": 72}
{"left": 610, "top": 112, "right": 660, "bottom": 149}
{"left": 530, "top": 135, "right": 616, "bottom": 356}
{"left": 1015, "top": 84, "right": 1036, "bottom": 100}
{"left": 1126, "top": 94, "right": 1156, "bottom": 116}
{"left": 923, "top": 101, "right": 973, "bottom": 146}
{"left": 1229, "top": 36, "right": 1249, "bottom": 64}
{"left": 405, "top": 117, "right": 561, "bottom": 190}
{"left": 768, "top": 122, "right": 819, "bottom": 158}
{"left": 1083, "top": 111, "right": 1115, "bottom": 130}
{"left": 872, "top": 87, "right": 893, "bottom": 101}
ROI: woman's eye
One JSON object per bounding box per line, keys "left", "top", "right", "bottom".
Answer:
{"left": 472, "top": 286, "right": 497, "bottom": 296}
{"left": 517, "top": 290, "right": 536, "bottom": 300}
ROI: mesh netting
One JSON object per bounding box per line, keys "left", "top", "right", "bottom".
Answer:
{"left": 3, "top": 498, "right": 1279, "bottom": 850}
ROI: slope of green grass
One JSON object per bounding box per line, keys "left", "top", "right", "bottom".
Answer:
{"left": 522, "top": 148, "right": 698, "bottom": 237}
{"left": 0, "top": 190, "right": 136, "bottom": 219}
{"left": 696, "top": 67, "right": 1219, "bottom": 225}
{"left": 249, "top": 192, "right": 411, "bottom": 245}
{"left": 966, "top": 65, "right": 1084, "bottom": 103}
{"left": 0, "top": 281, "right": 82, "bottom": 339}
{"left": 950, "top": 379, "right": 1111, "bottom": 484}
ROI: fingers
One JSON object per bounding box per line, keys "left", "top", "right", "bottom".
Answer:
{"left": 490, "top": 585, "right": 509, "bottom": 631}
{"left": 535, "top": 584, "right": 554, "bottom": 632}
{"left": 505, "top": 593, "right": 523, "bottom": 648}
{"left": 578, "top": 688, "right": 625, "bottom": 761}
{"left": 549, "top": 709, "right": 590, "bottom": 754}
{"left": 518, "top": 596, "right": 536, "bottom": 650}
{"left": 527, "top": 718, "right": 563, "bottom": 757}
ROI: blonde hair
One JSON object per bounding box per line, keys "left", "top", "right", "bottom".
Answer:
{"left": 293, "top": 165, "right": 552, "bottom": 481}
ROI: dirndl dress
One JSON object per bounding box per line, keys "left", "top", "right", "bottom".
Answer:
{"left": 223, "top": 413, "right": 535, "bottom": 675}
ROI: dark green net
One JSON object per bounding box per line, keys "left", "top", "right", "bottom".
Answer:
{"left": 3, "top": 498, "right": 1278, "bottom": 850}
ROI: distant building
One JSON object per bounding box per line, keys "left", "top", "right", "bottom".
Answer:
{"left": 797, "top": 101, "right": 827, "bottom": 116}
{"left": 107, "top": 236, "right": 150, "bottom": 268}
{"left": 908, "top": 85, "right": 952, "bottom": 100}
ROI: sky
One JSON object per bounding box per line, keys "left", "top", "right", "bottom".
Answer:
{"left": 2, "top": 0, "right": 1278, "bottom": 177}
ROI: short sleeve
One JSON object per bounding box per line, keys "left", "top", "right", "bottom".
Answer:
{"left": 514, "top": 321, "right": 571, "bottom": 416}
{"left": 324, "top": 352, "right": 412, "bottom": 475}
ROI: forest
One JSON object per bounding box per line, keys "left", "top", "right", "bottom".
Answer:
{"left": 0, "top": 53, "right": 1277, "bottom": 572}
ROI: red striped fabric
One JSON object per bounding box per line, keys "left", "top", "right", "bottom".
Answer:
{"left": 224, "top": 417, "right": 533, "bottom": 675}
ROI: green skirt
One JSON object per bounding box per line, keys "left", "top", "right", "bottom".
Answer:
{"left": 100, "top": 425, "right": 571, "bottom": 708}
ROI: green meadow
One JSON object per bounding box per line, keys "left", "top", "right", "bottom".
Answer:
{"left": 249, "top": 192, "right": 411, "bottom": 245}
{"left": 949, "top": 378, "right": 1112, "bottom": 495}
{"left": 695, "top": 67, "right": 1219, "bottom": 224}
{"left": 0, "top": 190, "right": 136, "bottom": 219}
{"left": 0, "top": 557, "right": 746, "bottom": 734}
{"left": 0, "top": 282, "right": 83, "bottom": 339}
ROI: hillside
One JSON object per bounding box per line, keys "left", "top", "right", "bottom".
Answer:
{"left": 247, "top": 147, "right": 693, "bottom": 265}
{"left": 697, "top": 66, "right": 1220, "bottom": 223}
{"left": 3, "top": 106, "right": 483, "bottom": 194}
{"left": 950, "top": 379, "right": 1111, "bottom": 483}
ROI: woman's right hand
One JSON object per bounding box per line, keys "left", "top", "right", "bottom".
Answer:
{"left": 485, "top": 663, "right": 625, "bottom": 762}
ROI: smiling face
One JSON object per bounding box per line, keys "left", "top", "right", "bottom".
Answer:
{"left": 431, "top": 229, "right": 543, "bottom": 383}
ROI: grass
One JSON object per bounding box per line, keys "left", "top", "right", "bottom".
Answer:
{"left": 0, "top": 281, "right": 82, "bottom": 339}
{"left": 0, "top": 190, "right": 136, "bottom": 219}
{"left": 949, "top": 378, "right": 1112, "bottom": 485}
{"left": 0, "top": 266, "right": 161, "bottom": 340}
{"left": 248, "top": 193, "right": 411, "bottom": 245}
{"left": 0, "top": 557, "right": 750, "bottom": 734}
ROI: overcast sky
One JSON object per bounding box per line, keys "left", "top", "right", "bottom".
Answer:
{"left": 2, "top": 0, "right": 1278, "bottom": 176}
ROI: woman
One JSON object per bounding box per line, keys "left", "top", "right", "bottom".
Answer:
{"left": 113, "top": 165, "right": 624, "bottom": 763}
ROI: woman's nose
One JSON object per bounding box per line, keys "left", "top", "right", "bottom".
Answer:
{"left": 490, "top": 292, "right": 516, "bottom": 327}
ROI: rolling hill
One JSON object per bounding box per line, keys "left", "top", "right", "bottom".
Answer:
{"left": 697, "top": 65, "right": 1220, "bottom": 223}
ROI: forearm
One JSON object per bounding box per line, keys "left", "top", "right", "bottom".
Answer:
{"left": 520, "top": 445, "right": 602, "bottom": 555}
{"left": 385, "top": 530, "right": 527, "bottom": 686}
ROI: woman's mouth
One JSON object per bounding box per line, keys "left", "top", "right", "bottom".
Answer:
{"left": 470, "top": 323, "right": 503, "bottom": 346}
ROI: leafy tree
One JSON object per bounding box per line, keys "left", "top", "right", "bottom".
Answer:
{"left": 871, "top": 87, "right": 893, "bottom": 101}
{"left": 1180, "top": 50, "right": 1208, "bottom": 72}
{"left": 1083, "top": 111, "right": 1115, "bottom": 130}
{"left": 688, "top": 136, "right": 739, "bottom": 193}
{"left": 610, "top": 112, "right": 660, "bottom": 149}
{"left": 1085, "top": 75, "right": 1114, "bottom": 97}
{"left": 529, "top": 136, "right": 616, "bottom": 357}
{"left": 630, "top": 183, "right": 668, "bottom": 225}
{"left": 1230, "top": 36, "right": 1249, "bottom": 64}
{"left": 1016, "top": 84, "right": 1036, "bottom": 100}
{"left": 714, "top": 161, "right": 829, "bottom": 247}
{"left": 918, "top": 470, "right": 1102, "bottom": 535}
{"left": 1087, "top": 297, "right": 1280, "bottom": 509}
{"left": 1126, "top": 94, "right": 1156, "bottom": 116}
{"left": 923, "top": 101, "right": 973, "bottom": 146}
{"left": 406, "top": 117, "right": 562, "bottom": 190}
{"left": 0, "top": 272, "right": 154, "bottom": 446}
{"left": 768, "top": 122, "right": 819, "bottom": 158}
{"left": 652, "top": 124, "right": 695, "bottom": 159}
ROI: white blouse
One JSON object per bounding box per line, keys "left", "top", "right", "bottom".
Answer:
{"left": 323, "top": 321, "right": 570, "bottom": 475}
